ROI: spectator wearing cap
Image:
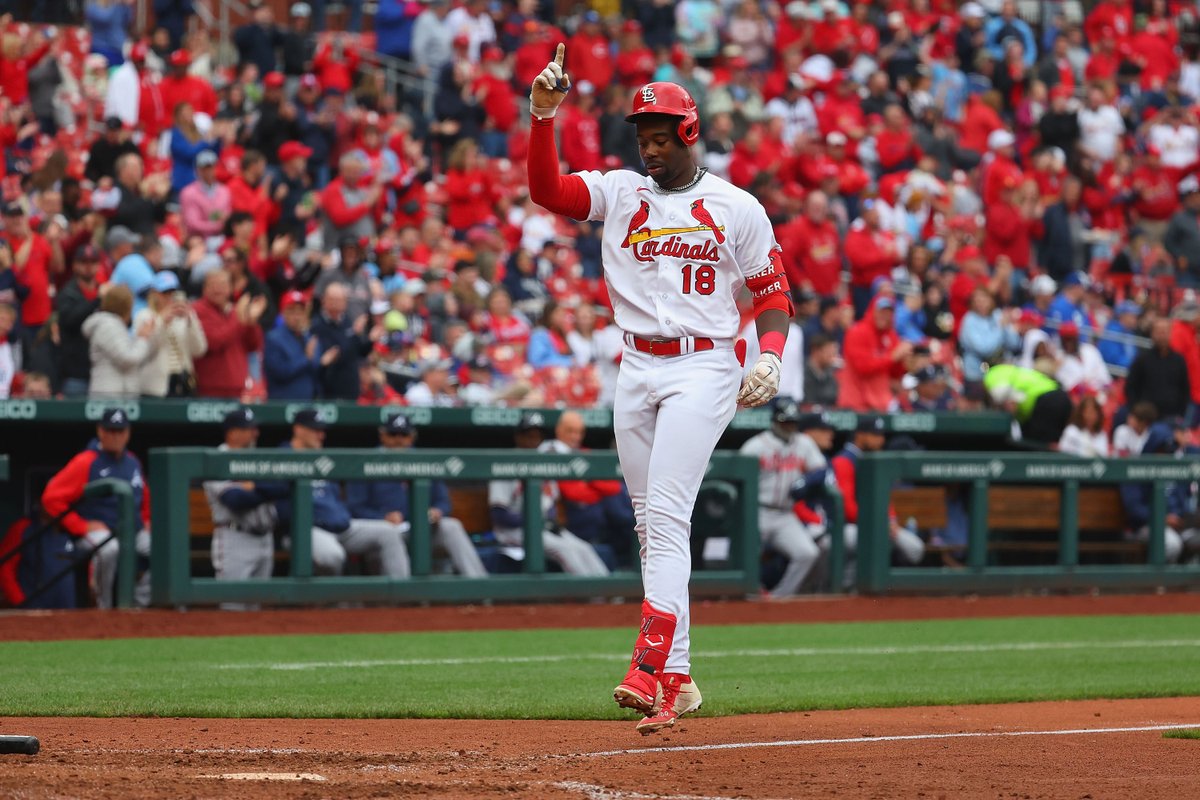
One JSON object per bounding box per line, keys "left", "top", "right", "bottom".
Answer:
{"left": 706, "top": 55, "right": 766, "bottom": 135}
{"left": 1164, "top": 176, "right": 1200, "bottom": 286}
{"left": 1037, "top": 82, "right": 1081, "bottom": 154}
{"left": 488, "top": 413, "right": 610, "bottom": 576}
{"left": 1045, "top": 272, "right": 1089, "bottom": 331}
{"left": 228, "top": 150, "right": 278, "bottom": 244}
{"left": 1130, "top": 146, "right": 1179, "bottom": 245}
{"left": 132, "top": 270, "right": 206, "bottom": 398}
{"left": 1040, "top": 175, "right": 1088, "bottom": 282}
{"left": 86, "top": 117, "right": 140, "bottom": 183}
{"left": 829, "top": 415, "right": 926, "bottom": 588}
{"left": 346, "top": 413, "right": 488, "bottom": 578}
{"left": 1098, "top": 301, "right": 1144, "bottom": 370}
{"left": 375, "top": 0, "right": 422, "bottom": 61}
{"left": 818, "top": 72, "right": 868, "bottom": 143}
{"left": 55, "top": 245, "right": 105, "bottom": 398}
{"left": 272, "top": 141, "right": 315, "bottom": 240}
{"left": 458, "top": 354, "right": 498, "bottom": 406}
{"left": 566, "top": 11, "right": 613, "bottom": 91}
{"left": 838, "top": 295, "right": 912, "bottom": 412}
{"left": 984, "top": 175, "right": 1042, "bottom": 278}
{"left": 310, "top": 282, "right": 373, "bottom": 401}
{"left": 980, "top": 129, "right": 1022, "bottom": 207}
{"left": 202, "top": 407, "right": 287, "bottom": 602}
{"left": 234, "top": 0, "right": 282, "bottom": 78}
{"left": 804, "top": 333, "right": 841, "bottom": 408}
{"left": 445, "top": 0, "right": 496, "bottom": 62}
{"left": 411, "top": 0, "right": 454, "bottom": 78}
{"left": 111, "top": 153, "right": 166, "bottom": 238}
{"left": 281, "top": 3, "right": 316, "bottom": 76}
{"left": 1054, "top": 321, "right": 1111, "bottom": 397}
{"left": 0, "top": 202, "right": 54, "bottom": 337}
{"left": 266, "top": 409, "right": 411, "bottom": 578}
{"left": 161, "top": 48, "right": 218, "bottom": 117}
{"left": 251, "top": 72, "right": 303, "bottom": 167}
{"left": 82, "top": 284, "right": 161, "bottom": 399}
{"left": 1168, "top": 303, "right": 1200, "bottom": 424}
{"left": 294, "top": 74, "right": 336, "bottom": 185}
{"left": 908, "top": 364, "right": 956, "bottom": 411}
{"left": 180, "top": 149, "right": 232, "bottom": 239}
{"left": 320, "top": 152, "right": 384, "bottom": 247}
{"left": 844, "top": 200, "right": 901, "bottom": 316}
{"left": 264, "top": 289, "right": 324, "bottom": 400}
{"left": 405, "top": 354, "right": 457, "bottom": 407}
{"left": 192, "top": 269, "right": 266, "bottom": 398}
{"left": 613, "top": 20, "right": 655, "bottom": 89}
{"left": 41, "top": 407, "right": 153, "bottom": 607}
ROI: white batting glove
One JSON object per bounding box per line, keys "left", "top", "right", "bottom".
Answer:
{"left": 737, "top": 352, "right": 782, "bottom": 407}
{"left": 530, "top": 43, "right": 570, "bottom": 119}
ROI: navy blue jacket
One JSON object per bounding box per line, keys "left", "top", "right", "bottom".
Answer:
{"left": 42, "top": 439, "right": 150, "bottom": 536}
{"left": 265, "top": 443, "right": 352, "bottom": 533}
{"left": 345, "top": 454, "right": 452, "bottom": 520}
{"left": 309, "top": 312, "right": 373, "bottom": 400}
{"left": 264, "top": 325, "right": 319, "bottom": 400}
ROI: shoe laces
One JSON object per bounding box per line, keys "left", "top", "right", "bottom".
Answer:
{"left": 657, "top": 675, "right": 682, "bottom": 716}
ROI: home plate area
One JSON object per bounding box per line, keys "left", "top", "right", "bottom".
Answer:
{"left": 2, "top": 697, "right": 1199, "bottom": 799}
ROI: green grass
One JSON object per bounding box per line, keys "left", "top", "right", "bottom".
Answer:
{"left": 1164, "top": 729, "right": 1200, "bottom": 740}
{"left": 1, "top": 614, "right": 1198, "bottom": 719}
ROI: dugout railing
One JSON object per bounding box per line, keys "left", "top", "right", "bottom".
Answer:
{"left": 148, "top": 448, "right": 760, "bottom": 607}
{"left": 856, "top": 452, "right": 1200, "bottom": 593}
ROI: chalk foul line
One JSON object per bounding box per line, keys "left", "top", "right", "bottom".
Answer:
{"left": 575, "top": 723, "right": 1200, "bottom": 758}
{"left": 213, "top": 639, "right": 1200, "bottom": 671}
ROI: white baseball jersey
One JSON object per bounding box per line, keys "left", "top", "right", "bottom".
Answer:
{"left": 577, "top": 169, "right": 779, "bottom": 340}
{"left": 739, "top": 430, "right": 827, "bottom": 508}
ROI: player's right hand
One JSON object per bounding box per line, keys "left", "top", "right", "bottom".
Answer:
{"left": 530, "top": 43, "right": 570, "bottom": 119}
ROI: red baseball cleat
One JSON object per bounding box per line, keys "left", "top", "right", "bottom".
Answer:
{"left": 613, "top": 666, "right": 658, "bottom": 714}
{"left": 651, "top": 673, "right": 702, "bottom": 718}
{"left": 636, "top": 672, "right": 699, "bottom": 735}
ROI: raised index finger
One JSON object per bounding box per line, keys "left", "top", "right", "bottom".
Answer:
{"left": 554, "top": 42, "right": 566, "bottom": 67}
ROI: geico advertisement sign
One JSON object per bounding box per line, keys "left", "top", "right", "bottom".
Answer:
{"left": 0, "top": 400, "right": 38, "bottom": 419}
{"left": 186, "top": 402, "right": 244, "bottom": 423}
{"left": 85, "top": 401, "right": 140, "bottom": 421}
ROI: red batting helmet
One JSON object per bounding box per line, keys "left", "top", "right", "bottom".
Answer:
{"left": 626, "top": 82, "right": 700, "bottom": 147}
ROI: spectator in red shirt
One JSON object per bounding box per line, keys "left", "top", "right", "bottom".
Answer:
{"left": 1169, "top": 303, "right": 1200, "bottom": 424}
{"left": 844, "top": 199, "right": 900, "bottom": 316}
{"left": 984, "top": 177, "right": 1044, "bottom": 274}
{"left": 817, "top": 72, "right": 867, "bottom": 143}
{"left": 981, "top": 128, "right": 1023, "bottom": 206}
{"left": 559, "top": 81, "right": 603, "bottom": 174}
{"left": 312, "top": 33, "right": 361, "bottom": 96}
{"left": 614, "top": 20, "right": 655, "bottom": 88}
{"left": 161, "top": 50, "right": 217, "bottom": 118}
{"left": 227, "top": 149, "right": 278, "bottom": 244}
{"left": 777, "top": 190, "right": 843, "bottom": 298}
{"left": 874, "top": 104, "right": 923, "bottom": 175}
{"left": 1131, "top": 147, "right": 1180, "bottom": 244}
{"left": 0, "top": 27, "right": 52, "bottom": 105}
{"left": 566, "top": 11, "right": 613, "bottom": 92}
{"left": 474, "top": 46, "right": 518, "bottom": 158}
{"left": 192, "top": 269, "right": 266, "bottom": 398}
{"left": 837, "top": 295, "right": 912, "bottom": 412}
{"left": 0, "top": 202, "right": 53, "bottom": 333}
{"left": 959, "top": 91, "right": 1004, "bottom": 155}
{"left": 513, "top": 20, "right": 555, "bottom": 91}
{"left": 1084, "top": 0, "right": 1133, "bottom": 51}
{"left": 443, "top": 139, "right": 498, "bottom": 233}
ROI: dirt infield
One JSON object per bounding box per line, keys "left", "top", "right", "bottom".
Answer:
{"left": 3, "top": 592, "right": 1200, "bottom": 641}
{"left": 2, "top": 698, "right": 1199, "bottom": 799}
{"left": 3, "top": 594, "right": 1199, "bottom": 798}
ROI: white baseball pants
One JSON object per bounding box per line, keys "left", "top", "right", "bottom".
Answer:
{"left": 613, "top": 346, "right": 741, "bottom": 675}
{"left": 758, "top": 508, "right": 821, "bottom": 598}
{"left": 82, "top": 527, "right": 151, "bottom": 609}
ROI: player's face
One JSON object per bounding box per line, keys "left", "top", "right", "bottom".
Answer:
{"left": 97, "top": 426, "right": 130, "bottom": 455}
{"left": 808, "top": 427, "right": 835, "bottom": 452}
{"left": 227, "top": 427, "right": 259, "bottom": 449}
{"left": 635, "top": 116, "right": 693, "bottom": 189}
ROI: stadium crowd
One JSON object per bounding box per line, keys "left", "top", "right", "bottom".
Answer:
{"left": 0, "top": 0, "right": 1199, "bottom": 459}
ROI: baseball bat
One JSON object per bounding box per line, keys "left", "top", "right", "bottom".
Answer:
{"left": 0, "top": 735, "right": 39, "bottom": 755}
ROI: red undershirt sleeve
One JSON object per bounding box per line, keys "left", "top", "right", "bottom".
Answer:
{"left": 527, "top": 117, "right": 593, "bottom": 221}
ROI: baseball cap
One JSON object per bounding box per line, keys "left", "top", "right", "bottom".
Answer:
{"left": 195, "top": 149, "right": 218, "bottom": 168}
{"left": 826, "top": 131, "right": 848, "bottom": 146}
{"left": 1116, "top": 300, "right": 1142, "bottom": 317}
{"left": 875, "top": 296, "right": 895, "bottom": 311}
{"left": 1179, "top": 175, "right": 1200, "bottom": 196}
{"left": 856, "top": 414, "right": 886, "bottom": 434}
{"left": 1059, "top": 321, "right": 1080, "bottom": 338}
{"left": 280, "top": 289, "right": 308, "bottom": 310}
{"left": 264, "top": 71, "right": 285, "bottom": 89}
{"left": 299, "top": 73, "right": 320, "bottom": 90}
{"left": 383, "top": 412, "right": 414, "bottom": 436}
{"left": 104, "top": 115, "right": 124, "bottom": 131}
{"left": 798, "top": 409, "right": 835, "bottom": 431}
{"left": 1, "top": 202, "right": 24, "bottom": 217}
{"left": 959, "top": 1, "right": 987, "bottom": 19}
{"left": 1031, "top": 274, "right": 1057, "bottom": 296}
{"left": 105, "top": 225, "right": 142, "bottom": 248}
{"left": 151, "top": 271, "right": 180, "bottom": 293}
{"left": 911, "top": 364, "right": 945, "bottom": 384}
{"left": 517, "top": 411, "right": 546, "bottom": 432}
{"left": 76, "top": 244, "right": 102, "bottom": 262}
{"left": 222, "top": 407, "right": 258, "bottom": 431}
{"left": 169, "top": 49, "right": 191, "bottom": 68}
{"left": 291, "top": 1, "right": 312, "bottom": 16}
{"left": 292, "top": 407, "right": 329, "bottom": 431}
{"left": 468, "top": 354, "right": 493, "bottom": 372}
{"left": 402, "top": 278, "right": 428, "bottom": 296}
{"left": 453, "top": 33, "right": 470, "bottom": 47}
{"left": 99, "top": 407, "right": 131, "bottom": 430}
{"left": 1018, "top": 308, "right": 1044, "bottom": 326}
{"left": 987, "top": 129, "right": 1016, "bottom": 150}
{"left": 1061, "top": 271, "right": 1087, "bottom": 288}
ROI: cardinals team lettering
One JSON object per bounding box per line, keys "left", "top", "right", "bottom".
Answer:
{"left": 620, "top": 197, "right": 726, "bottom": 264}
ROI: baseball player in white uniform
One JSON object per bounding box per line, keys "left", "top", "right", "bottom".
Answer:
{"left": 528, "top": 45, "right": 794, "bottom": 734}
{"left": 738, "top": 399, "right": 827, "bottom": 598}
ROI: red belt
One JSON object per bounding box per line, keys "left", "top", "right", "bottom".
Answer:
{"left": 626, "top": 334, "right": 715, "bottom": 357}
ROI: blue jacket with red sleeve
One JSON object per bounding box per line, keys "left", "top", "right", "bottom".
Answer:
{"left": 41, "top": 440, "right": 151, "bottom": 536}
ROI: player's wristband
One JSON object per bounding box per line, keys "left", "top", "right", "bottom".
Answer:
{"left": 759, "top": 331, "right": 786, "bottom": 359}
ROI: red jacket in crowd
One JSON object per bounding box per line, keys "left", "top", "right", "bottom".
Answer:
{"left": 1170, "top": 319, "right": 1200, "bottom": 405}
{"left": 558, "top": 105, "right": 603, "bottom": 174}
{"left": 3, "top": 231, "right": 53, "bottom": 328}
{"left": 320, "top": 176, "right": 376, "bottom": 233}
{"left": 0, "top": 39, "right": 51, "bottom": 105}
{"left": 191, "top": 298, "right": 263, "bottom": 398}
{"left": 565, "top": 30, "right": 614, "bottom": 90}
{"left": 313, "top": 41, "right": 361, "bottom": 95}
{"left": 981, "top": 155, "right": 1023, "bottom": 207}
{"left": 614, "top": 46, "right": 655, "bottom": 87}
{"left": 474, "top": 72, "right": 518, "bottom": 133}
{"left": 444, "top": 167, "right": 498, "bottom": 232}
{"left": 161, "top": 73, "right": 217, "bottom": 118}
{"left": 960, "top": 96, "right": 1003, "bottom": 154}
{"left": 874, "top": 127, "right": 922, "bottom": 172}
{"left": 837, "top": 297, "right": 905, "bottom": 412}
{"left": 1131, "top": 164, "right": 1179, "bottom": 221}
{"left": 984, "top": 200, "right": 1042, "bottom": 270}
{"left": 844, "top": 221, "right": 897, "bottom": 290}
{"left": 776, "top": 215, "right": 842, "bottom": 296}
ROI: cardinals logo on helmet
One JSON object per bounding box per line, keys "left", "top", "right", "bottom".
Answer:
{"left": 640, "top": 85, "right": 656, "bottom": 104}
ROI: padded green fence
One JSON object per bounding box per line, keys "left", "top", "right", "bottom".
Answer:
{"left": 856, "top": 452, "right": 1200, "bottom": 593}
{"left": 148, "top": 448, "right": 760, "bottom": 606}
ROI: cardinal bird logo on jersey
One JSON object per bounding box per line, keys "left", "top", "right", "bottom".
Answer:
{"left": 622, "top": 199, "right": 651, "bottom": 248}
{"left": 690, "top": 199, "right": 725, "bottom": 245}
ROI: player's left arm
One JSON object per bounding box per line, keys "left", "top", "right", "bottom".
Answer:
{"left": 736, "top": 210, "right": 795, "bottom": 407}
